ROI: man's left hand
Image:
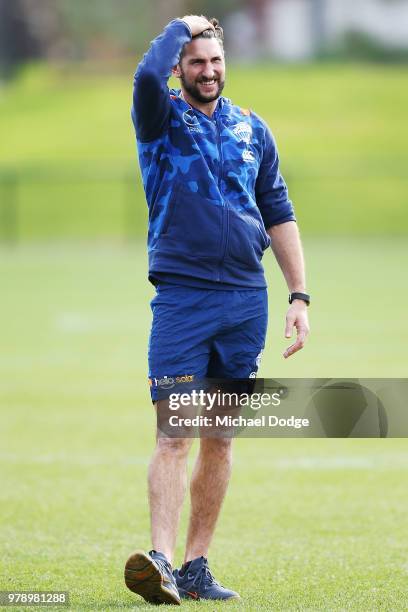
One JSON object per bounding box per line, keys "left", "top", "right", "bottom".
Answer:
{"left": 283, "top": 301, "right": 310, "bottom": 359}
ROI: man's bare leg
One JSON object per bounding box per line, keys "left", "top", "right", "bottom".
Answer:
{"left": 184, "top": 437, "right": 233, "bottom": 562}
{"left": 148, "top": 434, "right": 193, "bottom": 565}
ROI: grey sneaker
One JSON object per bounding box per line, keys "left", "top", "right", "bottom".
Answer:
{"left": 124, "top": 549, "right": 181, "bottom": 605}
{"left": 174, "top": 556, "right": 240, "bottom": 601}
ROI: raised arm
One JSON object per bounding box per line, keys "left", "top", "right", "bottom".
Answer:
{"left": 132, "top": 16, "right": 214, "bottom": 142}
{"left": 132, "top": 19, "right": 191, "bottom": 142}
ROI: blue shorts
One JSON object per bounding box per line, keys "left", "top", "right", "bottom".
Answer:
{"left": 148, "top": 284, "right": 268, "bottom": 401}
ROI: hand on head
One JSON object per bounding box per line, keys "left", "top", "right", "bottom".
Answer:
{"left": 181, "top": 15, "right": 215, "bottom": 37}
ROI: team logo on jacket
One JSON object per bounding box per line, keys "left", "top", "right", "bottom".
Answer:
{"left": 183, "top": 110, "right": 202, "bottom": 133}
{"left": 232, "top": 122, "right": 252, "bottom": 144}
{"left": 242, "top": 149, "right": 256, "bottom": 162}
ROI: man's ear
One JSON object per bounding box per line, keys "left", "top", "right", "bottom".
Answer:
{"left": 172, "top": 64, "right": 182, "bottom": 79}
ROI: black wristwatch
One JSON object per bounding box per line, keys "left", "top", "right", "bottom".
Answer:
{"left": 289, "top": 292, "right": 310, "bottom": 306}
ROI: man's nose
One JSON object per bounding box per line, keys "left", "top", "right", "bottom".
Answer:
{"left": 201, "top": 63, "right": 215, "bottom": 79}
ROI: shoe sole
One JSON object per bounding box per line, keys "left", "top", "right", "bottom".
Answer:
{"left": 124, "top": 550, "right": 181, "bottom": 605}
{"left": 178, "top": 586, "right": 241, "bottom": 601}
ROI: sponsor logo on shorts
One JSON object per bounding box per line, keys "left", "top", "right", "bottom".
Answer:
{"left": 248, "top": 350, "right": 263, "bottom": 379}
{"left": 255, "top": 349, "right": 264, "bottom": 368}
{"left": 149, "top": 375, "right": 195, "bottom": 389}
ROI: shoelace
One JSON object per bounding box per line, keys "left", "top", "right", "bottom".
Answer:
{"left": 192, "top": 563, "right": 218, "bottom": 589}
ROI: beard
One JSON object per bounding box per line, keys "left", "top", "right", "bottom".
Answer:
{"left": 179, "top": 69, "right": 225, "bottom": 104}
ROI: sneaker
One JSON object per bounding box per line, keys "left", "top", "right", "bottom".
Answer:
{"left": 173, "top": 556, "right": 240, "bottom": 601}
{"left": 124, "top": 549, "right": 181, "bottom": 605}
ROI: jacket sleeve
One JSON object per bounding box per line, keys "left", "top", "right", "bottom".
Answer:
{"left": 255, "top": 120, "right": 296, "bottom": 229}
{"left": 132, "top": 19, "right": 192, "bottom": 142}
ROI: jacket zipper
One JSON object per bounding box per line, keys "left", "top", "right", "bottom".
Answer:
{"left": 215, "top": 115, "right": 229, "bottom": 282}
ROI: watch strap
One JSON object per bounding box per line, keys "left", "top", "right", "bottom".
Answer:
{"left": 289, "top": 292, "right": 310, "bottom": 306}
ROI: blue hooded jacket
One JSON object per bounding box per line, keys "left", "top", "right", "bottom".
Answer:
{"left": 132, "top": 19, "right": 296, "bottom": 289}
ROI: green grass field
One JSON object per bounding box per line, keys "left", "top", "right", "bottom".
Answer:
{"left": 1, "top": 60, "right": 407, "bottom": 609}
{"left": 1, "top": 63, "right": 407, "bottom": 239}
{"left": 1, "top": 241, "right": 408, "bottom": 610}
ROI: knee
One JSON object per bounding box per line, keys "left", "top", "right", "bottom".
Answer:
{"left": 200, "top": 437, "right": 233, "bottom": 460}
{"left": 155, "top": 436, "right": 193, "bottom": 458}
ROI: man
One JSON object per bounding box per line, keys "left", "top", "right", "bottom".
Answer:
{"left": 125, "top": 15, "right": 310, "bottom": 605}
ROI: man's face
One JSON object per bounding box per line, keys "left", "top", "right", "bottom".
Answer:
{"left": 175, "top": 38, "right": 226, "bottom": 104}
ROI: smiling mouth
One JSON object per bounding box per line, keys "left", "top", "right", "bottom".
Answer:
{"left": 199, "top": 79, "right": 217, "bottom": 86}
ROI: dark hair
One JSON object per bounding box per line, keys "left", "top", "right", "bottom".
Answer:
{"left": 180, "top": 18, "right": 224, "bottom": 60}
